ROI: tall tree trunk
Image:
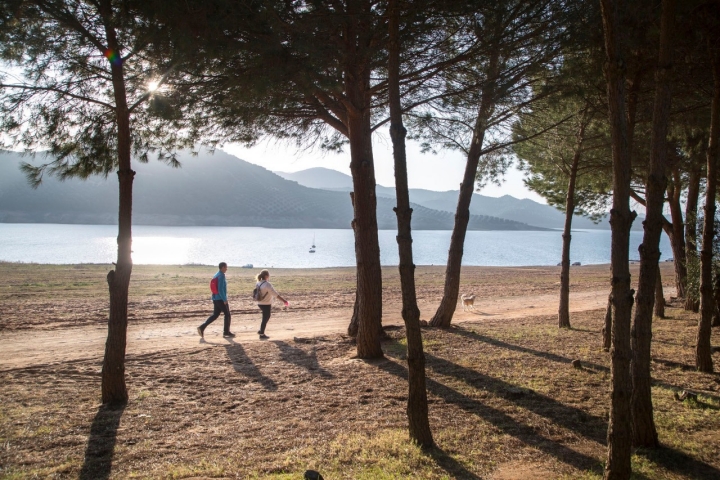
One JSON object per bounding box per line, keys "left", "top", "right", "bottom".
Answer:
{"left": 342, "top": 0, "right": 383, "bottom": 359}
{"left": 665, "top": 171, "right": 688, "bottom": 299}
{"left": 604, "top": 59, "right": 644, "bottom": 345}
{"left": 101, "top": 9, "right": 132, "bottom": 406}
{"left": 654, "top": 269, "right": 665, "bottom": 319}
{"left": 429, "top": 50, "right": 500, "bottom": 329}
{"left": 559, "top": 118, "right": 587, "bottom": 329}
{"left": 631, "top": 0, "right": 674, "bottom": 448}
{"left": 601, "top": 0, "right": 636, "bottom": 477}
{"left": 387, "top": 0, "right": 433, "bottom": 447}
{"left": 685, "top": 166, "right": 701, "bottom": 310}
{"left": 697, "top": 44, "right": 720, "bottom": 373}
{"left": 347, "top": 111, "right": 383, "bottom": 358}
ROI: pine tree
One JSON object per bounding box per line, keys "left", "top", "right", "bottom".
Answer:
{"left": 599, "top": 0, "right": 636, "bottom": 476}
{"left": 387, "top": 0, "right": 433, "bottom": 447}
{"left": 0, "top": 0, "right": 195, "bottom": 405}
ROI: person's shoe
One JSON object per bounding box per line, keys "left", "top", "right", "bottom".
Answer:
{"left": 223, "top": 332, "right": 236, "bottom": 338}
{"left": 259, "top": 334, "right": 269, "bottom": 340}
{"left": 197, "top": 327, "right": 204, "bottom": 338}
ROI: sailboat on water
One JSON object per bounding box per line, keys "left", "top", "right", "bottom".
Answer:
{"left": 309, "top": 233, "right": 316, "bottom": 253}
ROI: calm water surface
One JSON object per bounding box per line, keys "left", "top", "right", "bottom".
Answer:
{"left": 0, "top": 223, "right": 672, "bottom": 267}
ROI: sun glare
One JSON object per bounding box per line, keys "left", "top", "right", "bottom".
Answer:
{"left": 131, "top": 237, "right": 196, "bottom": 264}
{"left": 147, "top": 80, "right": 160, "bottom": 93}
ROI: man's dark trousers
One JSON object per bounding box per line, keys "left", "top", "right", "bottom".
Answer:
{"left": 200, "top": 300, "right": 231, "bottom": 334}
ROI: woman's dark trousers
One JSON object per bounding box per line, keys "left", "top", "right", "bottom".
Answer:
{"left": 259, "top": 304, "right": 272, "bottom": 334}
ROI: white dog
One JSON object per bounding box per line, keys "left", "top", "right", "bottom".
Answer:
{"left": 461, "top": 293, "right": 476, "bottom": 311}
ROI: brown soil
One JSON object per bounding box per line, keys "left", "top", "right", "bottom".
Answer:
{"left": 1, "top": 262, "right": 719, "bottom": 479}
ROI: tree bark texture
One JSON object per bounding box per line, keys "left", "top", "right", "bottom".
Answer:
{"left": 712, "top": 272, "right": 720, "bottom": 327}
{"left": 101, "top": 7, "right": 132, "bottom": 405}
{"left": 697, "top": 45, "right": 720, "bottom": 373}
{"left": 387, "top": 0, "right": 433, "bottom": 447}
{"left": 348, "top": 116, "right": 384, "bottom": 358}
{"left": 347, "top": 213, "right": 360, "bottom": 339}
{"left": 601, "top": 0, "right": 635, "bottom": 477}
{"left": 603, "top": 294, "right": 613, "bottom": 352}
{"left": 348, "top": 289, "right": 359, "bottom": 337}
{"left": 429, "top": 50, "right": 500, "bottom": 329}
{"left": 685, "top": 168, "right": 701, "bottom": 250}
{"left": 631, "top": 0, "right": 675, "bottom": 448}
{"left": 654, "top": 268, "right": 665, "bottom": 319}
{"left": 685, "top": 167, "right": 701, "bottom": 310}
{"left": 665, "top": 172, "right": 687, "bottom": 299}
{"left": 559, "top": 119, "right": 587, "bottom": 329}
{"left": 603, "top": 38, "right": 644, "bottom": 353}
{"left": 343, "top": 0, "right": 383, "bottom": 359}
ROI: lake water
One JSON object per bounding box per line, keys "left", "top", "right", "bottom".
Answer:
{"left": 0, "top": 223, "right": 672, "bottom": 267}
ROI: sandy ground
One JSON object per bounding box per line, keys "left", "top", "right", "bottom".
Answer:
{"left": 4, "top": 263, "right": 718, "bottom": 480}
{"left": 0, "top": 288, "right": 630, "bottom": 370}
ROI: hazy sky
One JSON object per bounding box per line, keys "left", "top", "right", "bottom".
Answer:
{"left": 222, "top": 132, "right": 547, "bottom": 203}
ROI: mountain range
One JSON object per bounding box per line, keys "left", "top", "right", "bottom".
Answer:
{"left": 276, "top": 167, "right": 617, "bottom": 230}
{"left": 0, "top": 149, "right": 547, "bottom": 231}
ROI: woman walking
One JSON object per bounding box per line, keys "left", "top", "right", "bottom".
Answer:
{"left": 255, "top": 269, "right": 288, "bottom": 339}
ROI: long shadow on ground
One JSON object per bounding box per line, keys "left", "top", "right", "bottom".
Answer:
{"left": 636, "top": 446, "right": 720, "bottom": 478}
{"left": 441, "top": 327, "right": 720, "bottom": 478}
{"left": 422, "top": 351, "right": 608, "bottom": 444}
{"left": 272, "top": 340, "right": 334, "bottom": 378}
{"left": 449, "top": 326, "right": 720, "bottom": 401}
{"left": 375, "top": 357, "right": 603, "bottom": 474}
{"left": 448, "top": 326, "right": 609, "bottom": 373}
{"left": 223, "top": 340, "right": 277, "bottom": 391}
{"left": 79, "top": 404, "right": 125, "bottom": 480}
{"left": 427, "top": 446, "right": 482, "bottom": 480}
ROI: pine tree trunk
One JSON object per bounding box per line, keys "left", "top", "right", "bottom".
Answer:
{"left": 603, "top": 294, "right": 613, "bottom": 352}
{"left": 685, "top": 167, "right": 701, "bottom": 310}
{"left": 429, "top": 50, "right": 500, "bottom": 329}
{"left": 665, "top": 172, "right": 688, "bottom": 300}
{"left": 338, "top": 0, "right": 383, "bottom": 358}
{"left": 654, "top": 269, "right": 665, "bottom": 319}
{"left": 711, "top": 272, "right": 720, "bottom": 327}
{"left": 346, "top": 73, "right": 383, "bottom": 358}
{"left": 601, "top": 0, "right": 635, "bottom": 477}
{"left": 101, "top": 10, "right": 132, "bottom": 405}
{"left": 631, "top": 0, "right": 675, "bottom": 448}
{"left": 697, "top": 47, "right": 720, "bottom": 373}
{"left": 603, "top": 59, "right": 643, "bottom": 352}
{"left": 685, "top": 169, "right": 701, "bottom": 251}
{"left": 559, "top": 120, "right": 586, "bottom": 329}
{"left": 348, "top": 290, "right": 359, "bottom": 337}
{"left": 348, "top": 220, "right": 359, "bottom": 339}
{"left": 387, "top": 0, "right": 433, "bottom": 447}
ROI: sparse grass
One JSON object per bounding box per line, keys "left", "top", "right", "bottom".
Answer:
{"left": 1, "top": 263, "right": 717, "bottom": 479}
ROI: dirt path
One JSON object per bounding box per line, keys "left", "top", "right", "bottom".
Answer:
{"left": 0, "top": 289, "right": 622, "bottom": 371}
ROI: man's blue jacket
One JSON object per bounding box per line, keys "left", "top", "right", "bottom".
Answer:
{"left": 211, "top": 271, "right": 227, "bottom": 302}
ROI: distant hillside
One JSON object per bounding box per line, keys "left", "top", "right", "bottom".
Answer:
{"left": 0, "top": 150, "right": 546, "bottom": 231}
{"left": 274, "top": 167, "right": 354, "bottom": 190}
{"left": 276, "top": 168, "right": 622, "bottom": 230}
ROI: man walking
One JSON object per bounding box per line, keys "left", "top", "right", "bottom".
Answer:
{"left": 198, "top": 262, "right": 235, "bottom": 338}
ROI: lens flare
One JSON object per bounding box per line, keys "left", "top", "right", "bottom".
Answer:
{"left": 103, "top": 49, "right": 122, "bottom": 66}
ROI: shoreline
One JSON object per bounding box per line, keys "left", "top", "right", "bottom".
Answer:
{"left": 0, "top": 261, "right": 620, "bottom": 268}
